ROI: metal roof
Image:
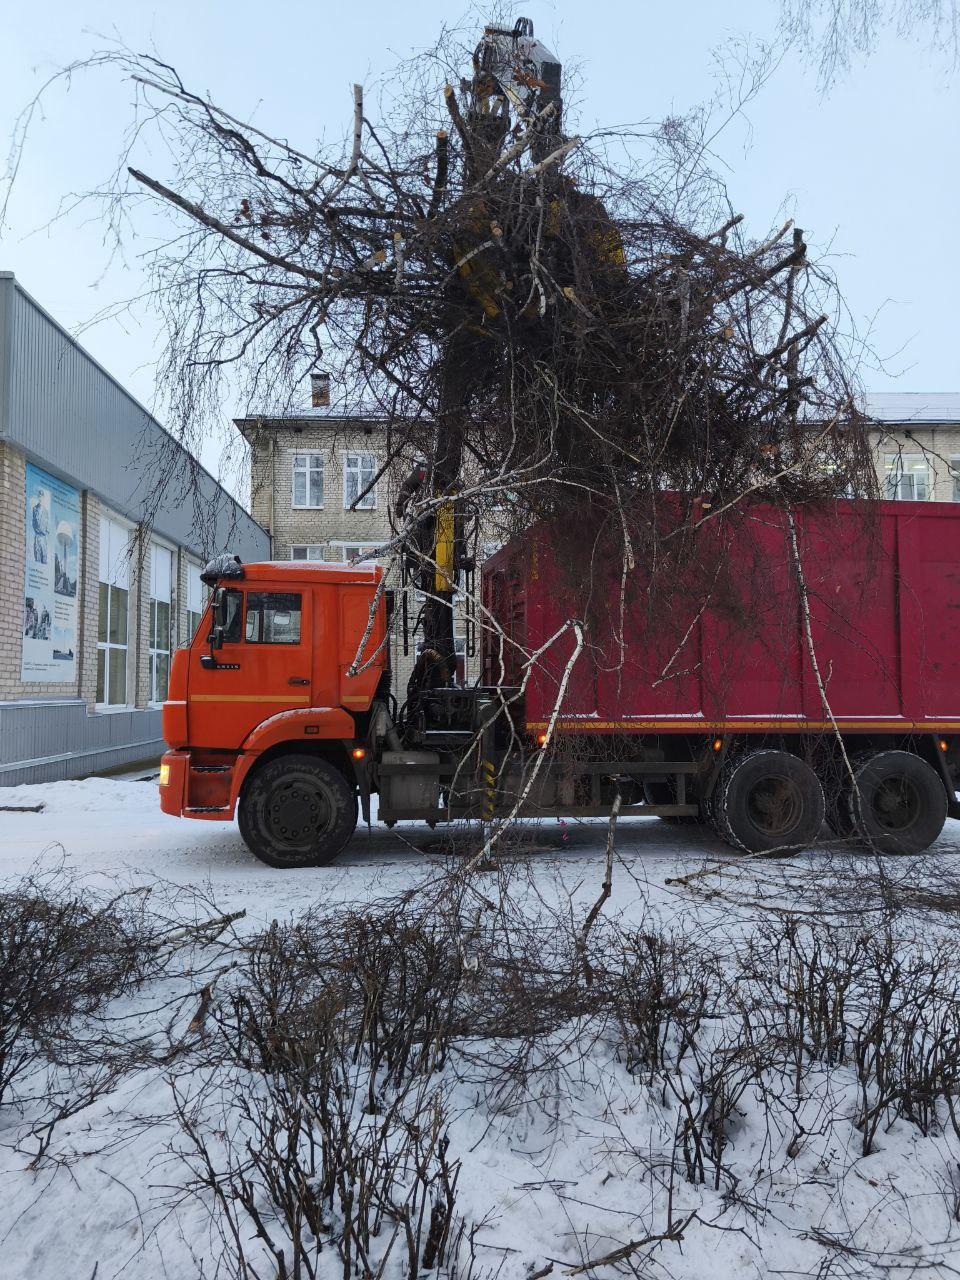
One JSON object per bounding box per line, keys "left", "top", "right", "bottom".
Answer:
{"left": 240, "top": 393, "right": 960, "bottom": 427}
{"left": 230, "top": 560, "right": 382, "bottom": 583}
{"left": 864, "top": 392, "right": 960, "bottom": 424}
{"left": 0, "top": 272, "right": 269, "bottom": 561}
{"left": 234, "top": 405, "right": 389, "bottom": 428}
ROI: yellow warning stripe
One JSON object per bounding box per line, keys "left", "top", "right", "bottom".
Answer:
{"left": 481, "top": 758, "right": 496, "bottom": 820}
{"left": 191, "top": 694, "right": 310, "bottom": 704}
{"left": 526, "top": 718, "right": 960, "bottom": 733}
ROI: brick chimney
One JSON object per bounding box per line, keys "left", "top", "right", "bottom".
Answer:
{"left": 310, "top": 372, "right": 331, "bottom": 408}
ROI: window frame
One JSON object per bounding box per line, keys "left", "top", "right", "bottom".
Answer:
{"left": 185, "top": 559, "right": 207, "bottom": 645}
{"left": 342, "top": 450, "right": 378, "bottom": 511}
{"left": 883, "top": 453, "right": 930, "bottom": 502}
{"left": 331, "top": 541, "right": 381, "bottom": 564}
{"left": 148, "top": 540, "right": 174, "bottom": 706}
{"left": 243, "top": 591, "right": 304, "bottom": 645}
{"left": 291, "top": 544, "right": 332, "bottom": 562}
{"left": 97, "top": 515, "right": 132, "bottom": 709}
{"left": 290, "top": 450, "right": 325, "bottom": 510}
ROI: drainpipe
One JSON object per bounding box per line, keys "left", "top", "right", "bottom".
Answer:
{"left": 270, "top": 430, "right": 277, "bottom": 556}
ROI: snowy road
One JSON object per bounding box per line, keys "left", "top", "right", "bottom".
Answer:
{"left": 6, "top": 775, "right": 960, "bottom": 921}
{"left": 0, "top": 776, "right": 736, "bottom": 922}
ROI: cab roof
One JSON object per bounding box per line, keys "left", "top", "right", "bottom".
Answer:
{"left": 224, "top": 560, "right": 383, "bottom": 586}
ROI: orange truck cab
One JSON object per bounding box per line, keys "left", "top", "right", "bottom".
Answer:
{"left": 159, "top": 558, "right": 389, "bottom": 866}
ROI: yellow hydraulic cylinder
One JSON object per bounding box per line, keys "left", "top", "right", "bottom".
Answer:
{"left": 434, "top": 501, "right": 456, "bottom": 593}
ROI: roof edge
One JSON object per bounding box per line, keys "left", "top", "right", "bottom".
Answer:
{"left": 4, "top": 270, "right": 262, "bottom": 530}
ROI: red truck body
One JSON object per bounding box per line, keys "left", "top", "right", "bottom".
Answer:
{"left": 482, "top": 498, "right": 960, "bottom": 738}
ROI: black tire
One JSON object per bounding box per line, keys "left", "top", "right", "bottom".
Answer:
{"left": 845, "top": 750, "right": 947, "bottom": 855}
{"left": 714, "top": 749, "right": 824, "bottom": 853}
{"left": 642, "top": 778, "right": 700, "bottom": 824}
{"left": 238, "top": 753, "right": 358, "bottom": 868}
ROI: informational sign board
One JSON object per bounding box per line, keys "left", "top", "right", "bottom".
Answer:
{"left": 21, "top": 463, "right": 80, "bottom": 682}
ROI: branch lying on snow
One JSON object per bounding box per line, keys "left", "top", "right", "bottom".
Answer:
{"left": 563, "top": 1211, "right": 699, "bottom": 1274}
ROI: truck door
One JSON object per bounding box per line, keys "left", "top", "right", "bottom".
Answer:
{"left": 187, "top": 586, "right": 313, "bottom": 749}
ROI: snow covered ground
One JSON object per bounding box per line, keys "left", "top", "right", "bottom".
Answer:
{"left": 2, "top": 778, "right": 960, "bottom": 1279}
{"left": 0, "top": 774, "right": 724, "bottom": 918}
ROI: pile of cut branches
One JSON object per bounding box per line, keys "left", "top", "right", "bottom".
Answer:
{"left": 4, "top": 23, "right": 880, "bottom": 670}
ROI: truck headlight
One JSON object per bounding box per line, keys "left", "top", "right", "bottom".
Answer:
{"left": 159, "top": 762, "right": 171, "bottom": 787}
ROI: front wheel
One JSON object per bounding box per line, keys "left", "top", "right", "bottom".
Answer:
{"left": 238, "top": 753, "right": 358, "bottom": 868}
{"left": 713, "top": 749, "right": 824, "bottom": 853}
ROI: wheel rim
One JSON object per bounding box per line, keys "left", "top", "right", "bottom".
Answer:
{"left": 869, "top": 774, "right": 921, "bottom": 834}
{"left": 264, "top": 776, "right": 334, "bottom": 847}
{"left": 746, "top": 775, "right": 803, "bottom": 837}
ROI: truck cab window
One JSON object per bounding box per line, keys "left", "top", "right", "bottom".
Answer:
{"left": 244, "top": 592, "right": 302, "bottom": 644}
{"left": 219, "top": 590, "right": 244, "bottom": 643}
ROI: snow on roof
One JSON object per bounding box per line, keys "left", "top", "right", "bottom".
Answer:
{"left": 234, "top": 402, "right": 388, "bottom": 426}
{"left": 252, "top": 559, "right": 379, "bottom": 575}
{"left": 238, "top": 391, "right": 960, "bottom": 428}
{"left": 863, "top": 392, "right": 960, "bottom": 424}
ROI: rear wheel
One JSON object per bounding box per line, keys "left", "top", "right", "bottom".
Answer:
{"left": 845, "top": 750, "right": 947, "bottom": 855}
{"left": 238, "top": 753, "right": 357, "bottom": 868}
{"left": 714, "top": 749, "right": 824, "bottom": 853}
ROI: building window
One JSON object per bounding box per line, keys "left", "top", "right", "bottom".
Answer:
{"left": 343, "top": 452, "right": 376, "bottom": 509}
{"left": 292, "top": 453, "right": 324, "bottom": 508}
{"left": 149, "top": 543, "right": 173, "bottom": 704}
{"left": 97, "top": 517, "right": 130, "bottom": 706}
{"left": 186, "top": 561, "right": 206, "bottom": 642}
{"left": 334, "top": 542, "right": 380, "bottom": 563}
{"left": 884, "top": 455, "right": 929, "bottom": 501}
{"left": 291, "top": 544, "right": 332, "bottom": 561}
{"left": 950, "top": 459, "right": 960, "bottom": 502}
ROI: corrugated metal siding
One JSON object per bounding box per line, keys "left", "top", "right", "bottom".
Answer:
{"left": 0, "top": 274, "right": 268, "bottom": 561}
{"left": 0, "top": 701, "right": 163, "bottom": 784}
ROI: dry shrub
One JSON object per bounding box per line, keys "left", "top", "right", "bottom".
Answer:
{"left": 603, "top": 914, "right": 960, "bottom": 1186}
{"left": 181, "top": 910, "right": 470, "bottom": 1279}
{"left": 609, "top": 929, "right": 714, "bottom": 1085}
{"left": 0, "top": 880, "right": 158, "bottom": 1111}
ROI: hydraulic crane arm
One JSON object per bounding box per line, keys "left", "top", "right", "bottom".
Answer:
{"left": 472, "top": 17, "right": 563, "bottom": 160}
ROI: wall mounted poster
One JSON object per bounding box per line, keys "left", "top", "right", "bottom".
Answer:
{"left": 22, "top": 462, "right": 80, "bottom": 682}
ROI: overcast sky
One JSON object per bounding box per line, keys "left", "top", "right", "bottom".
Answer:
{"left": 3, "top": 0, "right": 958, "bottom": 486}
